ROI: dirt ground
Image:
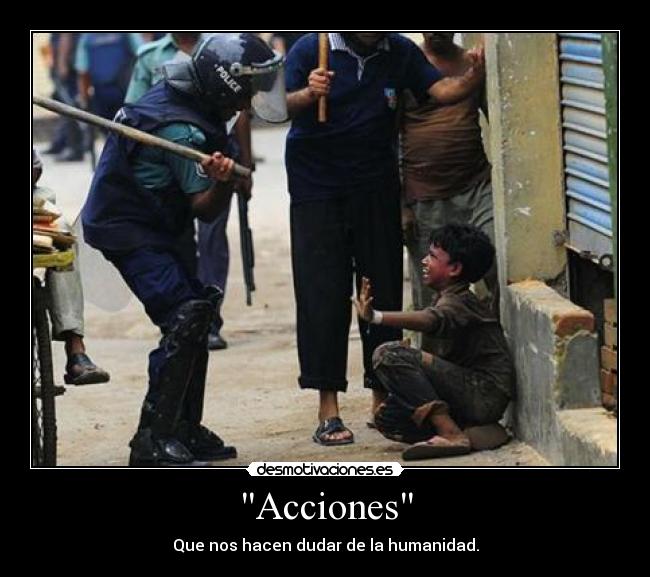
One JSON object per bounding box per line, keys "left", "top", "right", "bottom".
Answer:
{"left": 38, "top": 126, "right": 548, "bottom": 467}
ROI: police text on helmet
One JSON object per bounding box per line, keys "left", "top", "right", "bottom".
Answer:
{"left": 215, "top": 65, "right": 242, "bottom": 94}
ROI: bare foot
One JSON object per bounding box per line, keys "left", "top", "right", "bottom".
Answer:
{"left": 402, "top": 434, "right": 471, "bottom": 461}
{"left": 321, "top": 428, "right": 353, "bottom": 443}
{"left": 437, "top": 433, "right": 471, "bottom": 447}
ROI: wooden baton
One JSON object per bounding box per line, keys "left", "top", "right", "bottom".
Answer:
{"left": 318, "top": 33, "right": 329, "bottom": 123}
{"left": 32, "top": 95, "right": 252, "bottom": 179}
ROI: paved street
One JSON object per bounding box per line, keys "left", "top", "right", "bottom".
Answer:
{"left": 33, "top": 125, "right": 548, "bottom": 467}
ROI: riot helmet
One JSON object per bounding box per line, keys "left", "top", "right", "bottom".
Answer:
{"left": 163, "top": 33, "right": 287, "bottom": 123}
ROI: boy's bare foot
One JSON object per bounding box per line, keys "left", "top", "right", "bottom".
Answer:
{"left": 402, "top": 434, "right": 471, "bottom": 461}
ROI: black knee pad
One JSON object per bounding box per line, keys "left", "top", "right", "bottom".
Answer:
{"left": 165, "top": 299, "right": 215, "bottom": 349}
{"left": 149, "top": 300, "right": 213, "bottom": 438}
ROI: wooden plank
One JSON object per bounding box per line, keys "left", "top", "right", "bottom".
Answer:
{"left": 33, "top": 234, "right": 53, "bottom": 249}
{"left": 32, "top": 227, "right": 76, "bottom": 247}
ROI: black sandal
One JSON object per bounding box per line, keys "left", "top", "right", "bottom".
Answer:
{"left": 313, "top": 417, "right": 355, "bottom": 446}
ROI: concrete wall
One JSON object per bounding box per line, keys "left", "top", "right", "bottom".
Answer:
{"left": 478, "top": 33, "right": 616, "bottom": 465}
{"left": 484, "top": 33, "right": 567, "bottom": 285}
{"left": 504, "top": 281, "right": 615, "bottom": 465}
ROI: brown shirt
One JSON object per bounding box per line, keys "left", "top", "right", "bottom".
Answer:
{"left": 424, "top": 283, "right": 515, "bottom": 397}
{"left": 400, "top": 87, "right": 490, "bottom": 202}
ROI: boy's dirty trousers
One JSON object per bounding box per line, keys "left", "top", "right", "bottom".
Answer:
{"left": 290, "top": 185, "right": 403, "bottom": 392}
{"left": 373, "top": 342, "right": 509, "bottom": 436}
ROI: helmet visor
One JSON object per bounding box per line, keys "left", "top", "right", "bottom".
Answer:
{"left": 232, "top": 52, "right": 288, "bottom": 123}
{"left": 251, "top": 65, "right": 288, "bottom": 123}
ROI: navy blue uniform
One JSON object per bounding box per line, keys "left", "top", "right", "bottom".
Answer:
{"left": 82, "top": 82, "right": 227, "bottom": 412}
{"left": 76, "top": 33, "right": 142, "bottom": 120}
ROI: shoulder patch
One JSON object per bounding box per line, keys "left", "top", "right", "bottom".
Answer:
{"left": 195, "top": 162, "right": 209, "bottom": 179}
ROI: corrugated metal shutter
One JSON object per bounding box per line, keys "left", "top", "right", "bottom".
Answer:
{"left": 558, "top": 33, "right": 613, "bottom": 261}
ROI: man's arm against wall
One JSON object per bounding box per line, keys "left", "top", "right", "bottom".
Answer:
{"left": 428, "top": 46, "right": 486, "bottom": 105}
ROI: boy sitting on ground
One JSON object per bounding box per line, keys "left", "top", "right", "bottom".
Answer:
{"left": 352, "top": 223, "right": 515, "bottom": 460}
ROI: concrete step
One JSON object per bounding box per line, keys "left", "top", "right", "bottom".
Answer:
{"left": 557, "top": 408, "right": 617, "bottom": 467}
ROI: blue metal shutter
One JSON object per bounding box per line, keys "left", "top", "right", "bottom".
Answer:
{"left": 558, "top": 33, "right": 613, "bottom": 260}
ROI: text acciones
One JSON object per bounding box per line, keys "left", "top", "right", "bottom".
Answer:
{"left": 256, "top": 492, "right": 402, "bottom": 520}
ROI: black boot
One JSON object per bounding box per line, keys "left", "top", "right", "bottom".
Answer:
{"left": 208, "top": 324, "right": 228, "bottom": 350}
{"left": 177, "top": 422, "right": 237, "bottom": 461}
{"left": 128, "top": 428, "right": 212, "bottom": 467}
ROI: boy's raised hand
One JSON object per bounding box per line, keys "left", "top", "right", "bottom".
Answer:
{"left": 352, "top": 277, "right": 374, "bottom": 322}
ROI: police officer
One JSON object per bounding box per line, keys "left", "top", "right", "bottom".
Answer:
{"left": 81, "top": 33, "right": 287, "bottom": 466}
{"left": 75, "top": 33, "right": 143, "bottom": 120}
{"left": 125, "top": 32, "right": 255, "bottom": 351}
{"left": 125, "top": 32, "right": 203, "bottom": 104}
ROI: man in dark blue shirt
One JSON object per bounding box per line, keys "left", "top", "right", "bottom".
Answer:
{"left": 285, "top": 32, "right": 485, "bottom": 446}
